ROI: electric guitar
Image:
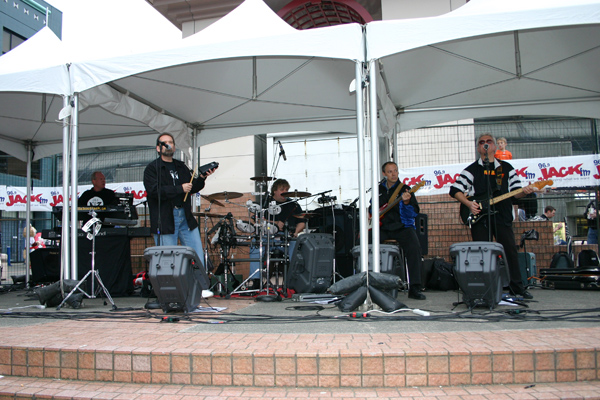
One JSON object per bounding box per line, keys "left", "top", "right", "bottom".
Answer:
{"left": 369, "top": 180, "right": 426, "bottom": 228}
{"left": 459, "top": 180, "right": 553, "bottom": 227}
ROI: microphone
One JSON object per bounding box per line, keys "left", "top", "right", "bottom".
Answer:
{"left": 278, "top": 141, "right": 287, "bottom": 161}
{"left": 158, "top": 141, "right": 172, "bottom": 150}
{"left": 483, "top": 144, "right": 489, "bottom": 151}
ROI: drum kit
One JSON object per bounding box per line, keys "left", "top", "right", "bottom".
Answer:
{"left": 194, "top": 175, "right": 329, "bottom": 298}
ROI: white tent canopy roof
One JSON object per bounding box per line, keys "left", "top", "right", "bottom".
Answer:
{"left": 0, "top": 0, "right": 187, "bottom": 161}
{"left": 366, "top": 0, "right": 600, "bottom": 132}
{"left": 68, "top": 0, "right": 364, "bottom": 149}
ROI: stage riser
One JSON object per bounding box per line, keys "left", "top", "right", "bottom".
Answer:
{"left": 1, "top": 345, "right": 598, "bottom": 388}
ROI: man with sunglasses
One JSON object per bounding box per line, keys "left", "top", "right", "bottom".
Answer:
{"left": 449, "top": 134, "right": 535, "bottom": 300}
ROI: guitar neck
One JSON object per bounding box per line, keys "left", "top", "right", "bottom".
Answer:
{"left": 489, "top": 187, "right": 524, "bottom": 206}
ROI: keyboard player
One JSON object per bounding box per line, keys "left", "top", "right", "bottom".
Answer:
{"left": 78, "top": 171, "right": 117, "bottom": 207}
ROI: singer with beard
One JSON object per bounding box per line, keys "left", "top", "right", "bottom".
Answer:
{"left": 449, "top": 133, "right": 535, "bottom": 300}
{"left": 144, "top": 133, "right": 216, "bottom": 296}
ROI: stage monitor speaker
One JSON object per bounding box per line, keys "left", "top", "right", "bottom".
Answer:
{"left": 287, "top": 233, "right": 334, "bottom": 293}
{"left": 144, "top": 246, "right": 209, "bottom": 313}
{"left": 416, "top": 213, "right": 428, "bottom": 255}
{"left": 450, "top": 241, "right": 509, "bottom": 309}
{"left": 30, "top": 247, "right": 61, "bottom": 283}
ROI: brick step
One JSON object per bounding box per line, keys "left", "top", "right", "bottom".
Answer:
{"left": 2, "top": 339, "right": 599, "bottom": 388}
{"left": 1, "top": 376, "right": 600, "bottom": 399}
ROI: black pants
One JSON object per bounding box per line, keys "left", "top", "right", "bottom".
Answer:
{"left": 471, "top": 219, "right": 525, "bottom": 295}
{"left": 377, "top": 227, "right": 423, "bottom": 289}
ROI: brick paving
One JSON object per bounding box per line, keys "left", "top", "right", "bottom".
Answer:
{"left": 1, "top": 376, "right": 600, "bottom": 399}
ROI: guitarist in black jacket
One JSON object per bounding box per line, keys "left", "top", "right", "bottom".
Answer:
{"left": 371, "top": 161, "right": 425, "bottom": 300}
{"left": 449, "top": 134, "right": 535, "bottom": 299}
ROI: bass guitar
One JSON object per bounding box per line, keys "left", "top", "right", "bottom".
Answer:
{"left": 459, "top": 179, "right": 553, "bottom": 227}
{"left": 369, "top": 180, "right": 425, "bottom": 228}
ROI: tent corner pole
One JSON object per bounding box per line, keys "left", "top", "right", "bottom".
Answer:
{"left": 61, "top": 95, "right": 71, "bottom": 281}
{"left": 355, "top": 61, "right": 369, "bottom": 276}
{"left": 369, "top": 60, "right": 380, "bottom": 274}
{"left": 70, "top": 94, "right": 79, "bottom": 281}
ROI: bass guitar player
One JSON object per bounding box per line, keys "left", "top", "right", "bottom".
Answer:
{"left": 370, "top": 161, "right": 426, "bottom": 300}
{"left": 449, "top": 133, "right": 537, "bottom": 300}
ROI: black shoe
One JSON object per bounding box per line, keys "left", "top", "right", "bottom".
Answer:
{"left": 521, "top": 290, "right": 533, "bottom": 300}
{"left": 408, "top": 290, "right": 426, "bottom": 300}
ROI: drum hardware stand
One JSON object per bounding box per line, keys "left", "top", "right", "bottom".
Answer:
{"left": 213, "top": 213, "right": 238, "bottom": 297}
{"left": 256, "top": 202, "right": 281, "bottom": 301}
{"left": 57, "top": 212, "right": 117, "bottom": 310}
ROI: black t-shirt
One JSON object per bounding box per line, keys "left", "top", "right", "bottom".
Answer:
{"left": 78, "top": 188, "right": 116, "bottom": 207}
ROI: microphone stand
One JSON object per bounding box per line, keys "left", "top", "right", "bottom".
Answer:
{"left": 483, "top": 149, "right": 494, "bottom": 242}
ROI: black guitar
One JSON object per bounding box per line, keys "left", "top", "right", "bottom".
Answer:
{"left": 459, "top": 180, "right": 552, "bottom": 227}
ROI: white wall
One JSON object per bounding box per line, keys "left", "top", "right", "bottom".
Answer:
{"left": 198, "top": 135, "right": 264, "bottom": 195}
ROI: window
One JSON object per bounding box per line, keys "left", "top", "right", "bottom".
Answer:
{"left": 2, "top": 29, "right": 26, "bottom": 55}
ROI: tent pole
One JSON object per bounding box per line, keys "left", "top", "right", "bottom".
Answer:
{"left": 70, "top": 94, "right": 79, "bottom": 281}
{"left": 355, "top": 62, "right": 369, "bottom": 275}
{"left": 25, "top": 142, "right": 32, "bottom": 287}
{"left": 61, "top": 96, "right": 71, "bottom": 281}
{"left": 392, "top": 125, "right": 398, "bottom": 164}
{"left": 369, "top": 60, "right": 380, "bottom": 274}
{"left": 192, "top": 127, "right": 198, "bottom": 212}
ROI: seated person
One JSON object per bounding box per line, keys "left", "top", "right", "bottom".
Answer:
{"left": 78, "top": 171, "right": 116, "bottom": 207}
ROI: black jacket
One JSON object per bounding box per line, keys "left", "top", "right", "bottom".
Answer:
{"left": 377, "top": 180, "right": 419, "bottom": 232}
{"left": 143, "top": 158, "right": 205, "bottom": 235}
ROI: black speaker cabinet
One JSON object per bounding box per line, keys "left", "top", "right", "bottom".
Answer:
{"left": 313, "top": 206, "right": 358, "bottom": 277}
{"left": 30, "top": 247, "right": 61, "bottom": 283}
{"left": 144, "top": 246, "right": 209, "bottom": 313}
{"left": 450, "top": 241, "right": 509, "bottom": 309}
{"left": 287, "top": 233, "right": 335, "bottom": 293}
{"left": 416, "top": 213, "right": 428, "bottom": 255}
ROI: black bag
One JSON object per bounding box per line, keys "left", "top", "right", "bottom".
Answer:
{"left": 578, "top": 249, "right": 600, "bottom": 268}
{"left": 549, "top": 251, "right": 574, "bottom": 269}
{"left": 426, "top": 259, "right": 459, "bottom": 291}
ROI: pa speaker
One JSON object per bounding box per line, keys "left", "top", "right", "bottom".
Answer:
{"left": 416, "top": 213, "right": 428, "bottom": 255}
{"left": 143, "top": 246, "right": 209, "bottom": 313}
{"left": 287, "top": 233, "right": 334, "bottom": 293}
{"left": 313, "top": 206, "right": 358, "bottom": 277}
{"left": 450, "top": 241, "right": 509, "bottom": 309}
{"left": 30, "top": 247, "right": 61, "bottom": 283}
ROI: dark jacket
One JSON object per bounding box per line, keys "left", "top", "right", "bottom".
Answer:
{"left": 143, "top": 158, "right": 205, "bottom": 235}
{"left": 378, "top": 180, "right": 419, "bottom": 232}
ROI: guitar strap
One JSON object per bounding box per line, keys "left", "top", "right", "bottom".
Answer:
{"left": 385, "top": 181, "right": 406, "bottom": 211}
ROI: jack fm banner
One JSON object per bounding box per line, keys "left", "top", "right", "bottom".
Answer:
{"left": 0, "top": 154, "right": 598, "bottom": 212}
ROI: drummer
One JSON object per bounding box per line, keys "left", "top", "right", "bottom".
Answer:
{"left": 266, "top": 178, "right": 306, "bottom": 237}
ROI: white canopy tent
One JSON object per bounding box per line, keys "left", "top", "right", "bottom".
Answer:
{"left": 0, "top": 0, "right": 187, "bottom": 282}
{"left": 3, "top": 0, "right": 600, "bottom": 288}
{"left": 362, "top": 0, "right": 600, "bottom": 271}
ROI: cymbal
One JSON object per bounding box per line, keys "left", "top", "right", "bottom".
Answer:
{"left": 294, "top": 213, "right": 319, "bottom": 219}
{"left": 282, "top": 191, "right": 311, "bottom": 198}
{"left": 207, "top": 191, "right": 243, "bottom": 200}
{"left": 201, "top": 195, "right": 224, "bottom": 207}
{"left": 250, "top": 176, "right": 274, "bottom": 182}
{"left": 193, "top": 212, "right": 225, "bottom": 218}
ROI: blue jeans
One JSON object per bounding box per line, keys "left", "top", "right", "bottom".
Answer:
{"left": 153, "top": 208, "right": 205, "bottom": 267}
{"left": 588, "top": 227, "right": 598, "bottom": 245}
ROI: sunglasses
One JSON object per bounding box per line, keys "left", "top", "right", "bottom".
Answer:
{"left": 478, "top": 139, "right": 495, "bottom": 145}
